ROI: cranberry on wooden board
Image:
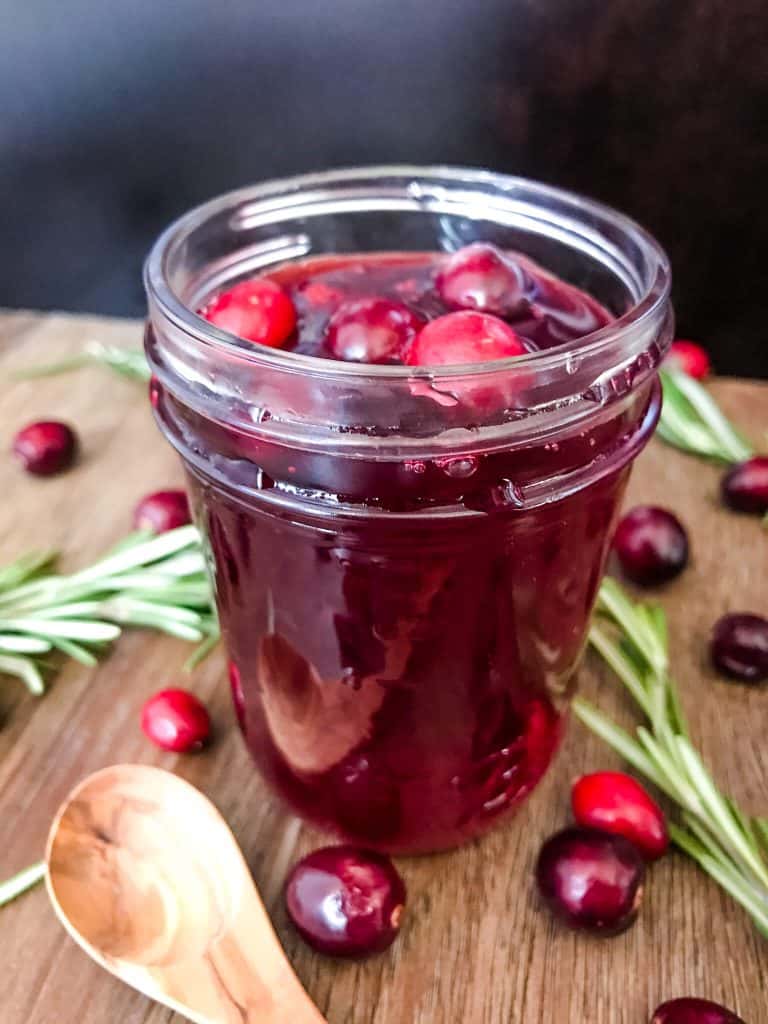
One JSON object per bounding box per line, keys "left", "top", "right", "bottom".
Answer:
{"left": 133, "top": 489, "right": 191, "bottom": 534}
{"left": 285, "top": 845, "right": 406, "bottom": 957}
{"left": 405, "top": 310, "right": 526, "bottom": 367}
{"left": 200, "top": 277, "right": 296, "bottom": 348}
{"left": 667, "top": 339, "right": 711, "bottom": 380}
{"left": 12, "top": 420, "right": 78, "bottom": 476}
{"left": 572, "top": 772, "right": 669, "bottom": 861}
{"left": 435, "top": 243, "right": 528, "bottom": 317}
{"left": 710, "top": 613, "right": 768, "bottom": 683}
{"left": 651, "top": 997, "right": 745, "bottom": 1024}
{"left": 141, "top": 689, "right": 211, "bottom": 752}
{"left": 325, "top": 297, "right": 424, "bottom": 363}
{"left": 721, "top": 457, "right": 768, "bottom": 515}
{"left": 535, "top": 826, "right": 645, "bottom": 935}
{"left": 613, "top": 505, "right": 689, "bottom": 586}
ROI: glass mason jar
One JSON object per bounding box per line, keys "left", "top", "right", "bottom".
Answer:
{"left": 144, "top": 166, "right": 672, "bottom": 854}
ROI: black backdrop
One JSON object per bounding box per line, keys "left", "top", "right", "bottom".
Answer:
{"left": 3, "top": 0, "right": 767, "bottom": 376}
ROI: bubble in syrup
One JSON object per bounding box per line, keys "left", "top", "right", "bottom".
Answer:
{"left": 437, "top": 455, "right": 479, "bottom": 479}
{"left": 404, "top": 460, "right": 427, "bottom": 474}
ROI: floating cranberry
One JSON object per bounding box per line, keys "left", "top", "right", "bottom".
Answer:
{"left": 12, "top": 420, "right": 78, "bottom": 476}
{"left": 133, "top": 489, "right": 191, "bottom": 534}
{"left": 721, "top": 456, "right": 768, "bottom": 515}
{"left": 613, "top": 505, "right": 689, "bottom": 586}
{"left": 285, "top": 845, "right": 406, "bottom": 957}
{"left": 299, "top": 281, "right": 343, "bottom": 307}
{"left": 572, "top": 771, "right": 669, "bottom": 861}
{"left": 325, "top": 297, "right": 424, "bottom": 363}
{"left": 141, "top": 688, "right": 211, "bottom": 752}
{"left": 406, "top": 310, "right": 526, "bottom": 367}
{"left": 436, "top": 243, "right": 528, "bottom": 317}
{"left": 201, "top": 277, "right": 296, "bottom": 348}
{"left": 651, "top": 997, "right": 745, "bottom": 1024}
{"left": 667, "top": 339, "right": 711, "bottom": 380}
{"left": 535, "top": 826, "right": 644, "bottom": 934}
{"left": 711, "top": 613, "right": 768, "bottom": 683}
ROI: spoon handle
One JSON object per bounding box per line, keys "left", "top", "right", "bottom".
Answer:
{"left": 144, "top": 885, "right": 327, "bottom": 1024}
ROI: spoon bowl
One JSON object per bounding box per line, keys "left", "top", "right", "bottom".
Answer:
{"left": 46, "top": 764, "right": 326, "bottom": 1024}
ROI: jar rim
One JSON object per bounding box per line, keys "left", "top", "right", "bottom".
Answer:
{"left": 144, "top": 164, "right": 671, "bottom": 383}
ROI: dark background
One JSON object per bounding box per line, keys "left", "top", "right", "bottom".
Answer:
{"left": 2, "top": 0, "right": 767, "bottom": 377}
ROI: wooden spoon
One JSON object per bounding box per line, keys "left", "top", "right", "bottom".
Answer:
{"left": 45, "top": 763, "right": 327, "bottom": 1024}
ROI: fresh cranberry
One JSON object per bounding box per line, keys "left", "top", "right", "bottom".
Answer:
{"left": 325, "top": 297, "right": 424, "bottom": 363}
{"left": 285, "top": 845, "right": 406, "bottom": 957}
{"left": 406, "top": 310, "right": 526, "bottom": 367}
{"left": 572, "top": 771, "right": 669, "bottom": 860}
{"left": 141, "top": 688, "right": 211, "bottom": 752}
{"left": 12, "top": 420, "right": 78, "bottom": 476}
{"left": 612, "top": 506, "right": 689, "bottom": 586}
{"left": 133, "top": 489, "right": 191, "bottom": 533}
{"left": 299, "top": 281, "right": 343, "bottom": 307}
{"left": 535, "top": 826, "right": 644, "bottom": 934}
{"left": 667, "top": 339, "right": 711, "bottom": 380}
{"left": 201, "top": 277, "right": 296, "bottom": 348}
{"left": 711, "top": 613, "right": 768, "bottom": 682}
{"left": 721, "top": 456, "right": 768, "bottom": 515}
{"left": 651, "top": 997, "right": 745, "bottom": 1024}
{"left": 435, "top": 243, "right": 528, "bottom": 317}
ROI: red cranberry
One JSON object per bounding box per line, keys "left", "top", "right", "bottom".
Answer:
{"left": 299, "top": 281, "right": 343, "bottom": 307}
{"left": 535, "top": 826, "right": 644, "bottom": 934}
{"left": 325, "top": 297, "right": 424, "bottom": 363}
{"left": 133, "top": 489, "right": 191, "bottom": 533}
{"left": 200, "top": 277, "right": 296, "bottom": 348}
{"left": 651, "top": 997, "right": 745, "bottom": 1024}
{"left": 711, "top": 613, "right": 768, "bottom": 682}
{"left": 572, "top": 771, "right": 669, "bottom": 861}
{"left": 405, "top": 310, "right": 526, "bottom": 367}
{"left": 12, "top": 420, "right": 78, "bottom": 476}
{"left": 435, "top": 243, "right": 528, "bottom": 317}
{"left": 667, "top": 339, "right": 711, "bottom": 380}
{"left": 613, "top": 505, "right": 689, "bottom": 586}
{"left": 285, "top": 845, "right": 406, "bottom": 957}
{"left": 721, "top": 456, "right": 768, "bottom": 515}
{"left": 141, "top": 688, "right": 211, "bottom": 752}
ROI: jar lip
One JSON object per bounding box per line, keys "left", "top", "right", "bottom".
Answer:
{"left": 144, "top": 164, "right": 671, "bottom": 381}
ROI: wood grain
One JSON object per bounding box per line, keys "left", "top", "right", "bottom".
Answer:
{"left": 1, "top": 310, "right": 766, "bottom": 1024}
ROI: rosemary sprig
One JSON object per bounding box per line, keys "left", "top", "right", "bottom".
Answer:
{"left": 0, "top": 526, "right": 220, "bottom": 906}
{"left": 575, "top": 577, "right": 768, "bottom": 936}
{"left": 0, "top": 526, "right": 218, "bottom": 694}
{"left": 15, "top": 342, "right": 151, "bottom": 383}
{"left": 0, "top": 862, "right": 45, "bottom": 908}
{"left": 658, "top": 367, "right": 754, "bottom": 464}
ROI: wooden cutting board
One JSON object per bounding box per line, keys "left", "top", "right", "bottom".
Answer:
{"left": 1, "top": 310, "right": 766, "bottom": 1024}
